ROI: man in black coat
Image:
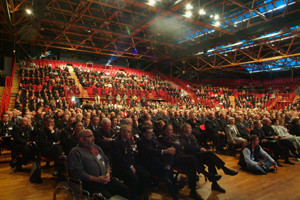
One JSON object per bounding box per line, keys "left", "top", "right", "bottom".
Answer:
{"left": 0, "top": 113, "right": 15, "bottom": 157}
{"left": 94, "top": 118, "right": 116, "bottom": 161}
{"left": 87, "top": 115, "right": 100, "bottom": 134}
{"left": 60, "top": 116, "right": 76, "bottom": 152}
{"left": 205, "top": 113, "right": 226, "bottom": 154}
{"left": 63, "top": 121, "right": 83, "bottom": 156}
{"left": 36, "top": 117, "right": 62, "bottom": 176}
{"left": 12, "top": 117, "right": 36, "bottom": 171}
{"left": 235, "top": 116, "right": 250, "bottom": 140}
{"left": 158, "top": 124, "right": 222, "bottom": 200}
{"left": 179, "top": 123, "right": 238, "bottom": 193}
{"left": 111, "top": 125, "right": 150, "bottom": 200}
{"left": 138, "top": 125, "right": 179, "bottom": 200}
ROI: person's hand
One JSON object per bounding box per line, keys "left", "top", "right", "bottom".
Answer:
{"left": 232, "top": 141, "right": 237, "bottom": 145}
{"left": 26, "top": 142, "right": 30, "bottom": 146}
{"left": 54, "top": 141, "right": 60, "bottom": 145}
{"left": 274, "top": 163, "right": 278, "bottom": 172}
{"left": 102, "top": 137, "right": 111, "bottom": 142}
{"left": 0, "top": 137, "right": 3, "bottom": 142}
{"left": 10, "top": 137, "right": 14, "bottom": 141}
{"left": 28, "top": 123, "right": 33, "bottom": 129}
{"left": 164, "top": 147, "right": 176, "bottom": 155}
{"left": 262, "top": 139, "right": 268, "bottom": 143}
{"left": 221, "top": 132, "right": 226, "bottom": 136}
{"left": 274, "top": 136, "right": 279, "bottom": 140}
{"left": 48, "top": 126, "right": 54, "bottom": 132}
{"left": 201, "top": 148, "right": 206, "bottom": 152}
{"left": 131, "top": 166, "right": 136, "bottom": 174}
{"left": 97, "top": 175, "right": 110, "bottom": 184}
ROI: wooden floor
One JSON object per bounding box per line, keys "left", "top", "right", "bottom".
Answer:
{"left": 0, "top": 150, "right": 300, "bottom": 200}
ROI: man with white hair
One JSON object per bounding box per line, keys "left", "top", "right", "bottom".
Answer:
{"left": 67, "top": 129, "right": 130, "bottom": 199}
{"left": 94, "top": 118, "right": 116, "bottom": 161}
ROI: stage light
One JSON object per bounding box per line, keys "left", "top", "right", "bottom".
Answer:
{"left": 199, "top": 9, "right": 206, "bottom": 15}
{"left": 215, "top": 21, "right": 221, "bottom": 26}
{"left": 186, "top": 11, "right": 192, "bottom": 17}
{"left": 214, "top": 15, "right": 219, "bottom": 20}
{"left": 210, "top": 15, "right": 213, "bottom": 18}
{"left": 186, "top": 4, "right": 193, "bottom": 10}
{"left": 149, "top": 0, "right": 155, "bottom": 5}
{"left": 26, "top": 9, "right": 32, "bottom": 15}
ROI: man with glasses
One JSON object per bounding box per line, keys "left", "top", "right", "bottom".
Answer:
{"left": 67, "top": 129, "right": 130, "bottom": 199}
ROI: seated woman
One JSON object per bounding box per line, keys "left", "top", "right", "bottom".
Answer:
{"left": 225, "top": 117, "right": 248, "bottom": 147}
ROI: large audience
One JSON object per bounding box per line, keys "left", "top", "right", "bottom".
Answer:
{"left": 1, "top": 62, "right": 300, "bottom": 200}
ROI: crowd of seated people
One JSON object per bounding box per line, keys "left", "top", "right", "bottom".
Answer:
{"left": 2, "top": 95, "right": 300, "bottom": 199}
{"left": 19, "top": 61, "right": 80, "bottom": 96}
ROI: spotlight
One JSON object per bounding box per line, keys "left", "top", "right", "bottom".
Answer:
{"left": 186, "top": 4, "right": 193, "bottom": 10}
{"left": 149, "top": 0, "right": 155, "bottom": 5}
{"left": 199, "top": 9, "right": 206, "bottom": 15}
{"left": 26, "top": 9, "right": 32, "bottom": 15}
{"left": 210, "top": 15, "right": 213, "bottom": 18}
{"left": 215, "top": 21, "right": 221, "bottom": 26}
{"left": 186, "top": 11, "right": 192, "bottom": 17}
{"left": 214, "top": 15, "right": 219, "bottom": 20}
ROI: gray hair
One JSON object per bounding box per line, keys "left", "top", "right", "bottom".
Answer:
{"left": 101, "top": 118, "right": 111, "bottom": 125}
{"left": 120, "top": 125, "right": 131, "bottom": 133}
{"left": 228, "top": 117, "right": 235, "bottom": 123}
{"left": 78, "top": 129, "right": 92, "bottom": 138}
{"left": 121, "top": 118, "right": 132, "bottom": 125}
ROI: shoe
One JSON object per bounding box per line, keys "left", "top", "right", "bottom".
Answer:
{"left": 206, "top": 173, "right": 222, "bottom": 182}
{"left": 276, "top": 162, "right": 283, "bottom": 167}
{"left": 293, "top": 158, "right": 300, "bottom": 162}
{"left": 189, "top": 190, "right": 203, "bottom": 200}
{"left": 211, "top": 182, "right": 226, "bottom": 193}
{"left": 10, "top": 159, "right": 17, "bottom": 168}
{"left": 15, "top": 164, "right": 23, "bottom": 172}
{"left": 223, "top": 167, "right": 238, "bottom": 176}
{"left": 267, "top": 168, "right": 275, "bottom": 173}
{"left": 293, "top": 153, "right": 300, "bottom": 158}
{"left": 284, "top": 159, "right": 295, "bottom": 165}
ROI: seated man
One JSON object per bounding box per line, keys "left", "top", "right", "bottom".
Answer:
{"left": 235, "top": 116, "right": 250, "bottom": 141}
{"left": 67, "top": 129, "right": 130, "bottom": 199}
{"left": 111, "top": 125, "right": 150, "bottom": 200}
{"left": 180, "top": 123, "right": 238, "bottom": 193}
{"left": 36, "top": 117, "right": 63, "bottom": 176}
{"left": 0, "top": 113, "right": 15, "bottom": 158}
{"left": 12, "top": 117, "right": 36, "bottom": 171}
{"left": 94, "top": 118, "right": 116, "bottom": 161}
{"left": 63, "top": 121, "right": 84, "bottom": 156}
{"left": 225, "top": 117, "right": 248, "bottom": 147}
{"left": 138, "top": 125, "right": 178, "bottom": 200}
{"left": 205, "top": 113, "right": 226, "bottom": 154}
{"left": 238, "top": 135, "right": 278, "bottom": 174}
{"left": 159, "top": 124, "right": 222, "bottom": 200}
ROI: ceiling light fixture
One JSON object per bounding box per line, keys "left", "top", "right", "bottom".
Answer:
{"left": 26, "top": 9, "right": 32, "bottom": 15}
{"left": 214, "top": 15, "right": 219, "bottom": 20}
{"left": 215, "top": 21, "right": 221, "bottom": 26}
{"left": 199, "top": 9, "right": 206, "bottom": 15}
{"left": 186, "top": 4, "right": 193, "bottom": 10}
{"left": 149, "top": 0, "right": 155, "bottom": 6}
{"left": 186, "top": 11, "right": 192, "bottom": 17}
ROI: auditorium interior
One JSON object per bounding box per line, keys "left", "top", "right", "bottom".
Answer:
{"left": 1, "top": 0, "right": 300, "bottom": 200}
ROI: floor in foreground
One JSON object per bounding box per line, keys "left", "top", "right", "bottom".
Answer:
{"left": 0, "top": 150, "right": 299, "bottom": 200}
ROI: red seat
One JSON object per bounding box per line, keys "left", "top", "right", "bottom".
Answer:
{"left": 41, "top": 156, "right": 54, "bottom": 162}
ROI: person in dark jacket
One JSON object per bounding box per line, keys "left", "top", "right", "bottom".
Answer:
{"left": 238, "top": 135, "right": 278, "bottom": 174}
{"left": 138, "top": 125, "right": 179, "bottom": 200}
{"left": 235, "top": 116, "right": 250, "bottom": 141}
{"left": 12, "top": 117, "right": 36, "bottom": 171}
{"left": 36, "top": 117, "right": 62, "bottom": 176}
{"left": 111, "top": 125, "right": 150, "bottom": 200}
{"left": 180, "top": 123, "right": 238, "bottom": 193}
{"left": 63, "top": 121, "right": 83, "bottom": 156}
{"left": 289, "top": 118, "right": 300, "bottom": 136}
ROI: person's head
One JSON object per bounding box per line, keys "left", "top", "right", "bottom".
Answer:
{"left": 278, "top": 118, "right": 285, "bottom": 126}
{"left": 144, "top": 120, "right": 153, "bottom": 127}
{"left": 236, "top": 116, "right": 243, "bottom": 123}
{"left": 249, "top": 135, "right": 259, "bottom": 146}
{"left": 61, "top": 113, "right": 70, "bottom": 122}
{"left": 120, "top": 125, "right": 132, "bottom": 140}
{"left": 157, "top": 120, "right": 165, "bottom": 130}
{"left": 45, "top": 117, "right": 55, "bottom": 128}
{"left": 132, "top": 115, "right": 138, "bottom": 122}
{"left": 68, "top": 116, "right": 76, "bottom": 127}
{"left": 91, "top": 115, "right": 99, "bottom": 126}
{"left": 272, "top": 118, "right": 280, "bottom": 126}
{"left": 20, "top": 117, "right": 29, "bottom": 126}
{"left": 73, "top": 121, "right": 84, "bottom": 134}
{"left": 144, "top": 114, "right": 151, "bottom": 121}
{"left": 1, "top": 113, "right": 9, "bottom": 123}
{"left": 163, "top": 124, "right": 174, "bottom": 137}
{"left": 76, "top": 113, "right": 83, "bottom": 121}
{"left": 208, "top": 113, "right": 215, "bottom": 119}
{"left": 141, "top": 125, "right": 153, "bottom": 140}
{"left": 111, "top": 116, "right": 118, "bottom": 126}
{"left": 291, "top": 118, "right": 300, "bottom": 126}
{"left": 78, "top": 129, "right": 94, "bottom": 147}
{"left": 253, "top": 120, "right": 262, "bottom": 129}
{"left": 182, "top": 123, "right": 192, "bottom": 135}
{"left": 121, "top": 118, "right": 133, "bottom": 127}
{"left": 101, "top": 118, "right": 111, "bottom": 132}
{"left": 228, "top": 117, "right": 235, "bottom": 125}
{"left": 262, "top": 118, "right": 271, "bottom": 126}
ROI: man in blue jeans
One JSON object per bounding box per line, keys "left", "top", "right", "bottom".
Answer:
{"left": 238, "top": 135, "right": 279, "bottom": 174}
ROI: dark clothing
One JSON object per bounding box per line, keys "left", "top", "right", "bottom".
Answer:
{"left": 205, "top": 119, "right": 226, "bottom": 151}
{"left": 63, "top": 134, "right": 78, "bottom": 156}
{"left": 111, "top": 137, "right": 150, "bottom": 199}
{"left": 289, "top": 124, "right": 300, "bottom": 136}
{"left": 94, "top": 128, "right": 116, "bottom": 161}
{"left": 238, "top": 143, "right": 260, "bottom": 168}
{"left": 236, "top": 122, "right": 250, "bottom": 140}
